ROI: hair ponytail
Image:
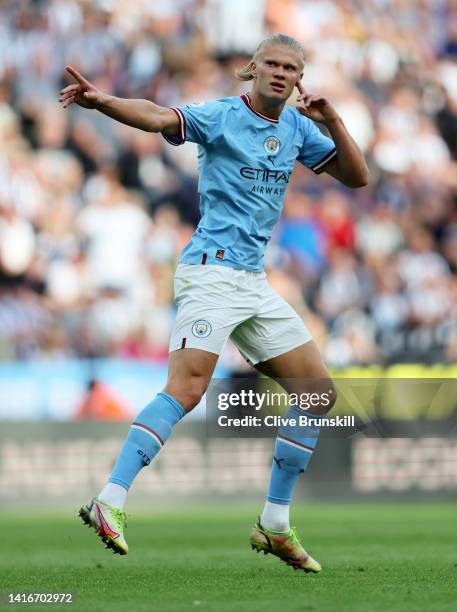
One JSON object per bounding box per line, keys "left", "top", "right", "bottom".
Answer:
{"left": 234, "top": 61, "right": 255, "bottom": 81}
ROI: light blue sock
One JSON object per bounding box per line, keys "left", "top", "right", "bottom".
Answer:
{"left": 109, "top": 392, "right": 185, "bottom": 490}
{"left": 267, "top": 406, "right": 322, "bottom": 505}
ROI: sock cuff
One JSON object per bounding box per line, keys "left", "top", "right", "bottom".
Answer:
{"left": 109, "top": 476, "right": 131, "bottom": 490}
{"left": 267, "top": 494, "right": 292, "bottom": 505}
{"left": 157, "top": 392, "right": 186, "bottom": 419}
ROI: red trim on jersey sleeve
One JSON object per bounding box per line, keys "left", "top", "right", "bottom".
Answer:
{"left": 162, "top": 107, "right": 186, "bottom": 146}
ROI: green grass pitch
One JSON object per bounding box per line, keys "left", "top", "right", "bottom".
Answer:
{"left": 1, "top": 504, "right": 456, "bottom": 612}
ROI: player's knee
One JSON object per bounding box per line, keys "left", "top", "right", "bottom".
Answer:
{"left": 310, "top": 378, "right": 337, "bottom": 415}
{"left": 164, "top": 377, "right": 206, "bottom": 413}
{"left": 289, "top": 377, "right": 336, "bottom": 415}
{"left": 183, "top": 380, "right": 206, "bottom": 411}
{"left": 302, "top": 378, "right": 336, "bottom": 415}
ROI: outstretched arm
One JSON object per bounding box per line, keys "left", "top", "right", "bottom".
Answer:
{"left": 295, "top": 83, "right": 369, "bottom": 188}
{"left": 59, "top": 66, "right": 179, "bottom": 137}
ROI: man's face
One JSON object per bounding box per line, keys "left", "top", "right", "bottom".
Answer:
{"left": 252, "top": 44, "right": 303, "bottom": 101}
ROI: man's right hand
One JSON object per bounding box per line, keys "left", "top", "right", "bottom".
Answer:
{"left": 59, "top": 65, "right": 104, "bottom": 110}
{"left": 58, "top": 65, "right": 180, "bottom": 135}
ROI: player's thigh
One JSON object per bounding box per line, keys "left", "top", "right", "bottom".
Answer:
{"left": 255, "top": 341, "right": 336, "bottom": 414}
{"left": 256, "top": 340, "right": 329, "bottom": 379}
{"left": 230, "top": 286, "right": 311, "bottom": 368}
{"left": 169, "top": 263, "right": 251, "bottom": 356}
{"left": 167, "top": 263, "right": 252, "bottom": 410}
{"left": 164, "top": 348, "right": 219, "bottom": 412}
{"left": 231, "top": 287, "right": 335, "bottom": 412}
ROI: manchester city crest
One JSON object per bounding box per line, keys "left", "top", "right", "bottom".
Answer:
{"left": 192, "top": 319, "right": 212, "bottom": 338}
{"left": 264, "top": 135, "right": 280, "bottom": 156}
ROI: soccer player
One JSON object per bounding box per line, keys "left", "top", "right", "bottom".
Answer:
{"left": 60, "top": 33, "right": 368, "bottom": 572}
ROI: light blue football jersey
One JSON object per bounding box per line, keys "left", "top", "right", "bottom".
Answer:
{"left": 163, "top": 94, "right": 337, "bottom": 272}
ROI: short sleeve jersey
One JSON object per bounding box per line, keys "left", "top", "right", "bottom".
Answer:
{"left": 163, "top": 94, "right": 337, "bottom": 271}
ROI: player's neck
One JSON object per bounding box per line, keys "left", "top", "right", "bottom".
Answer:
{"left": 248, "top": 91, "right": 285, "bottom": 121}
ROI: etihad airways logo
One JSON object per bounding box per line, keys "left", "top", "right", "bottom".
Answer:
{"left": 240, "top": 167, "right": 292, "bottom": 184}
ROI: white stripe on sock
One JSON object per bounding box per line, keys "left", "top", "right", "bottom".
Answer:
{"left": 131, "top": 424, "right": 163, "bottom": 447}
{"left": 278, "top": 437, "right": 314, "bottom": 453}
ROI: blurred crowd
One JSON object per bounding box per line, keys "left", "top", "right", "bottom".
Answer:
{"left": 0, "top": 0, "right": 457, "bottom": 368}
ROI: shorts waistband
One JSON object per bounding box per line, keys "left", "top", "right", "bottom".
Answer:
{"left": 176, "top": 262, "right": 266, "bottom": 278}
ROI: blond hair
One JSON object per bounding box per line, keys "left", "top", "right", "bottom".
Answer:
{"left": 235, "top": 34, "right": 305, "bottom": 81}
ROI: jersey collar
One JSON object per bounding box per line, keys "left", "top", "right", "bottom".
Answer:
{"left": 241, "top": 94, "right": 279, "bottom": 124}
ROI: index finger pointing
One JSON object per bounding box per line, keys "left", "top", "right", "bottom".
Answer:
{"left": 65, "top": 65, "right": 89, "bottom": 86}
{"left": 295, "top": 81, "right": 306, "bottom": 95}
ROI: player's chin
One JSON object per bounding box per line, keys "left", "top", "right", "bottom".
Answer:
{"left": 266, "top": 87, "right": 290, "bottom": 101}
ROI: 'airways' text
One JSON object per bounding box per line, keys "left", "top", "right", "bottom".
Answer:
{"left": 250, "top": 185, "right": 286, "bottom": 196}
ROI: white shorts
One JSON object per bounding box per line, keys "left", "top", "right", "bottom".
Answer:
{"left": 169, "top": 263, "right": 312, "bottom": 365}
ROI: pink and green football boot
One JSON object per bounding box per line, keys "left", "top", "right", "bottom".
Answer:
{"left": 250, "top": 519, "right": 321, "bottom": 573}
{"left": 79, "top": 497, "right": 128, "bottom": 555}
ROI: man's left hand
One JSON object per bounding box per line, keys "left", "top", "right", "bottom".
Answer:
{"left": 294, "top": 82, "right": 339, "bottom": 125}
